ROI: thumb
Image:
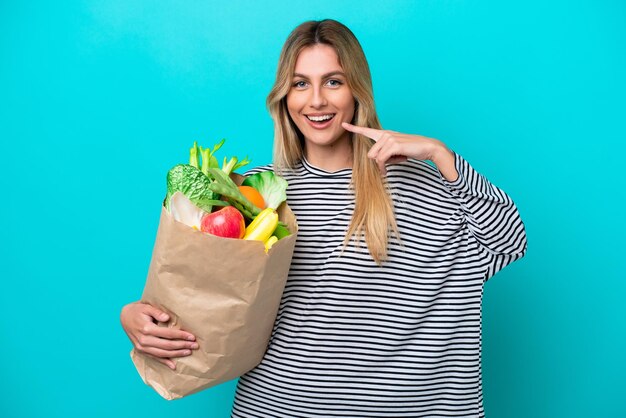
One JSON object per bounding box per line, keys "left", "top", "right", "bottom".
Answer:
{"left": 144, "top": 304, "right": 170, "bottom": 322}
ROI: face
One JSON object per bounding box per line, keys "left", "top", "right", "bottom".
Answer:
{"left": 286, "top": 44, "right": 355, "bottom": 150}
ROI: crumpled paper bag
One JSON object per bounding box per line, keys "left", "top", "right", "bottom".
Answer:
{"left": 130, "top": 174, "right": 297, "bottom": 400}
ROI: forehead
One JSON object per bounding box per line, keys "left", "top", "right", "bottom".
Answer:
{"left": 293, "top": 44, "right": 343, "bottom": 75}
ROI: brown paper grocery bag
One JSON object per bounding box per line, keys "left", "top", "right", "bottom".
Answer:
{"left": 130, "top": 181, "right": 298, "bottom": 400}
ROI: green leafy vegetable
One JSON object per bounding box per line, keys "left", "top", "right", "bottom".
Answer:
{"left": 166, "top": 138, "right": 263, "bottom": 216}
{"left": 165, "top": 164, "right": 227, "bottom": 213}
{"left": 189, "top": 140, "right": 225, "bottom": 175}
{"left": 222, "top": 155, "right": 251, "bottom": 176}
{"left": 206, "top": 167, "right": 260, "bottom": 220}
{"left": 272, "top": 223, "right": 291, "bottom": 239}
{"left": 189, "top": 143, "right": 200, "bottom": 168}
{"left": 241, "top": 171, "right": 288, "bottom": 210}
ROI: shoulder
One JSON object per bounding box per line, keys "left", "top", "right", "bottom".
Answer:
{"left": 243, "top": 161, "right": 304, "bottom": 182}
{"left": 243, "top": 163, "right": 275, "bottom": 176}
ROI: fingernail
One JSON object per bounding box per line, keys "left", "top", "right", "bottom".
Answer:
{"left": 169, "top": 362, "right": 176, "bottom": 370}
{"left": 187, "top": 335, "right": 195, "bottom": 341}
{"left": 184, "top": 350, "right": 191, "bottom": 355}
{"left": 191, "top": 343, "right": 199, "bottom": 349}
{"left": 160, "top": 314, "right": 169, "bottom": 321}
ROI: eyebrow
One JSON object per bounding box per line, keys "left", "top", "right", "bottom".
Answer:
{"left": 293, "top": 71, "right": 346, "bottom": 79}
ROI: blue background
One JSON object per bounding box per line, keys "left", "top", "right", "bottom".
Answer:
{"left": 1, "top": 1, "right": 624, "bottom": 417}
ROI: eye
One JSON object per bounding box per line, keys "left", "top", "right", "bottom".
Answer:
{"left": 292, "top": 80, "right": 308, "bottom": 88}
{"left": 326, "top": 79, "right": 343, "bottom": 87}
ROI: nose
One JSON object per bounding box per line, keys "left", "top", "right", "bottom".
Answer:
{"left": 309, "top": 85, "right": 327, "bottom": 108}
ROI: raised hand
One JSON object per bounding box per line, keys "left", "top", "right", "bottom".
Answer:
{"left": 341, "top": 122, "right": 458, "bottom": 181}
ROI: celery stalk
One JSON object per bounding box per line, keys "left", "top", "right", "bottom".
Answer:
{"left": 189, "top": 141, "right": 200, "bottom": 168}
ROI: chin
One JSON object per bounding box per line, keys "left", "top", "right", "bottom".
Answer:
{"left": 304, "top": 131, "right": 344, "bottom": 147}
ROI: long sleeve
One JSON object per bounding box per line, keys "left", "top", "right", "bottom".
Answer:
{"left": 438, "top": 151, "right": 528, "bottom": 281}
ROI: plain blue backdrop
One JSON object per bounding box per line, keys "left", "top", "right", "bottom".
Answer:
{"left": 1, "top": 1, "right": 624, "bottom": 417}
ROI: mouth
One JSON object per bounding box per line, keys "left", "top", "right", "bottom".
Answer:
{"left": 304, "top": 113, "right": 336, "bottom": 129}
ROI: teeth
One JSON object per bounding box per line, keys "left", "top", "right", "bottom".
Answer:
{"left": 307, "top": 114, "right": 334, "bottom": 122}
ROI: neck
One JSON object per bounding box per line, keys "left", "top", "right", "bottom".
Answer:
{"left": 303, "top": 137, "right": 353, "bottom": 172}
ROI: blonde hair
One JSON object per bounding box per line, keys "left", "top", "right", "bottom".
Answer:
{"left": 267, "top": 19, "right": 399, "bottom": 264}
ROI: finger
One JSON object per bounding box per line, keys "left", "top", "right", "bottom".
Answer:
{"left": 138, "top": 334, "right": 199, "bottom": 351}
{"left": 378, "top": 161, "right": 387, "bottom": 176}
{"left": 142, "top": 304, "right": 170, "bottom": 323}
{"left": 375, "top": 142, "right": 403, "bottom": 167}
{"left": 371, "top": 154, "right": 387, "bottom": 176}
{"left": 145, "top": 353, "right": 177, "bottom": 370}
{"left": 373, "top": 144, "right": 402, "bottom": 175}
{"left": 387, "top": 155, "right": 408, "bottom": 164}
{"left": 161, "top": 358, "right": 176, "bottom": 370}
{"left": 367, "top": 131, "right": 393, "bottom": 159}
{"left": 138, "top": 344, "right": 194, "bottom": 359}
{"left": 341, "top": 122, "right": 384, "bottom": 142}
{"left": 146, "top": 324, "right": 196, "bottom": 342}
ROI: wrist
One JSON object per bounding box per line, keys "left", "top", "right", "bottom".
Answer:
{"left": 429, "top": 141, "right": 450, "bottom": 163}
{"left": 430, "top": 142, "right": 459, "bottom": 182}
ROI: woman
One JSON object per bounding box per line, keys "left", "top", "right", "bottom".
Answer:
{"left": 121, "top": 19, "right": 527, "bottom": 417}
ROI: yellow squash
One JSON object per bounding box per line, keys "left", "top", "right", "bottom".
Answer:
{"left": 243, "top": 208, "right": 278, "bottom": 242}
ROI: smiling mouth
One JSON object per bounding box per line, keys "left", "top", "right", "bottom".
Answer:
{"left": 306, "top": 113, "right": 336, "bottom": 122}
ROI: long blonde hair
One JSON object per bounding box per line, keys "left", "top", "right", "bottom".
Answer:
{"left": 267, "top": 19, "right": 399, "bottom": 264}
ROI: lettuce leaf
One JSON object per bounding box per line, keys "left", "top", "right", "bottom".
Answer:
{"left": 241, "top": 171, "right": 288, "bottom": 210}
{"left": 169, "top": 191, "right": 206, "bottom": 229}
{"left": 165, "top": 164, "right": 226, "bottom": 213}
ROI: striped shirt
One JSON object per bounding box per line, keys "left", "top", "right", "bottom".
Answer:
{"left": 231, "top": 151, "right": 527, "bottom": 417}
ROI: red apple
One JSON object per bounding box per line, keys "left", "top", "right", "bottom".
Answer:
{"left": 200, "top": 206, "right": 245, "bottom": 239}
